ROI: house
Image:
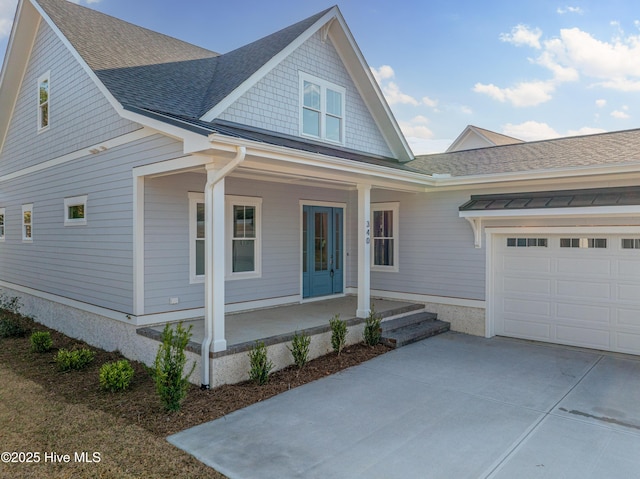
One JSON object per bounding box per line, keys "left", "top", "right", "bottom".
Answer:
{"left": 446, "top": 125, "right": 523, "bottom": 152}
{"left": 1, "top": 0, "right": 640, "bottom": 387}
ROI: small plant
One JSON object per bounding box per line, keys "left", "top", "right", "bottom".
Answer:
{"left": 248, "top": 341, "right": 273, "bottom": 385}
{"left": 0, "top": 316, "right": 27, "bottom": 338}
{"left": 363, "top": 304, "right": 382, "bottom": 347}
{"left": 154, "top": 322, "right": 196, "bottom": 412}
{"left": 329, "top": 314, "right": 347, "bottom": 356}
{"left": 0, "top": 293, "right": 22, "bottom": 315}
{"left": 30, "top": 331, "right": 53, "bottom": 352}
{"left": 100, "top": 359, "right": 135, "bottom": 392}
{"left": 288, "top": 331, "right": 311, "bottom": 370}
{"left": 55, "top": 347, "right": 95, "bottom": 371}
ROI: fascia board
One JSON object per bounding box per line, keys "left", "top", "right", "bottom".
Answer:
{"left": 199, "top": 8, "right": 340, "bottom": 123}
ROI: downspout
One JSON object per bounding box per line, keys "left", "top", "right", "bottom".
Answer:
{"left": 201, "top": 146, "right": 246, "bottom": 389}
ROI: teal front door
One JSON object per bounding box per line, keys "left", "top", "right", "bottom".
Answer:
{"left": 302, "top": 206, "right": 343, "bottom": 298}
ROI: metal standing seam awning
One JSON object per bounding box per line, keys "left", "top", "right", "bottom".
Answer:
{"left": 458, "top": 186, "right": 640, "bottom": 248}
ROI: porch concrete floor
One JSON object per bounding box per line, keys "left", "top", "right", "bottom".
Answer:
{"left": 145, "top": 296, "right": 420, "bottom": 353}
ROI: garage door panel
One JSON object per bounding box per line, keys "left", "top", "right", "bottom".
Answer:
{"left": 503, "top": 318, "right": 550, "bottom": 341}
{"left": 556, "top": 325, "right": 610, "bottom": 350}
{"left": 503, "top": 256, "right": 551, "bottom": 273}
{"left": 556, "top": 280, "right": 610, "bottom": 299}
{"left": 557, "top": 258, "right": 611, "bottom": 275}
{"left": 556, "top": 302, "right": 610, "bottom": 324}
{"left": 504, "top": 277, "right": 551, "bottom": 295}
{"left": 493, "top": 233, "right": 640, "bottom": 356}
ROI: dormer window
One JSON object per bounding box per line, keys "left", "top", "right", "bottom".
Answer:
{"left": 38, "top": 72, "right": 50, "bottom": 131}
{"left": 299, "top": 72, "right": 345, "bottom": 144}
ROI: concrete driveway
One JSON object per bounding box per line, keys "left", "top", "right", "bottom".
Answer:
{"left": 168, "top": 333, "right": 640, "bottom": 478}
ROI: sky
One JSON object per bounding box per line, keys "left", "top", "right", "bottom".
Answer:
{"left": 2, "top": 0, "right": 640, "bottom": 154}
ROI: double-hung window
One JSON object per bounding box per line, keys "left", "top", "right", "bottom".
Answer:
{"left": 300, "top": 72, "right": 345, "bottom": 144}
{"left": 189, "top": 194, "right": 262, "bottom": 283}
{"left": 38, "top": 72, "right": 50, "bottom": 131}
{"left": 0, "top": 208, "right": 5, "bottom": 241}
{"left": 22, "top": 204, "right": 33, "bottom": 242}
{"left": 371, "top": 202, "right": 399, "bottom": 272}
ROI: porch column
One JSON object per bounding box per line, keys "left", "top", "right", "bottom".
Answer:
{"left": 357, "top": 183, "right": 371, "bottom": 318}
{"left": 205, "top": 164, "right": 226, "bottom": 353}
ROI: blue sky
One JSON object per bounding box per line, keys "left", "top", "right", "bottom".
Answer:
{"left": 2, "top": 0, "right": 640, "bottom": 153}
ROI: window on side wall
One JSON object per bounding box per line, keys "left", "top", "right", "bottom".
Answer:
{"left": 189, "top": 193, "right": 205, "bottom": 284}
{"left": 371, "top": 202, "right": 399, "bottom": 272}
{"left": 64, "top": 195, "right": 88, "bottom": 226}
{"left": 22, "top": 204, "right": 33, "bottom": 242}
{"left": 0, "top": 208, "right": 5, "bottom": 241}
{"left": 299, "top": 72, "right": 345, "bottom": 144}
{"left": 38, "top": 72, "right": 50, "bottom": 131}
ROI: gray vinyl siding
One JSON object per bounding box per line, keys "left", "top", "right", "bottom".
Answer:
{"left": 0, "top": 134, "right": 185, "bottom": 314}
{"left": 143, "top": 176, "right": 352, "bottom": 314}
{"left": 0, "top": 20, "right": 139, "bottom": 177}
{"left": 219, "top": 30, "right": 394, "bottom": 159}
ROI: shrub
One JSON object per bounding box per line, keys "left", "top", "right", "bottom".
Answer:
{"left": 0, "top": 293, "right": 22, "bottom": 315}
{"left": 30, "top": 331, "right": 53, "bottom": 353}
{"left": 100, "top": 359, "right": 135, "bottom": 392}
{"left": 248, "top": 341, "right": 273, "bottom": 385}
{"left": 55, "top": 348, "right": 95, "bottom": 371}
{"left": 363, "top": 304, "right": 382, "bottom": 347}
{"left": 154, "top": 323, "right": 196, "bottom": 412}
{"left": 288, "top": 331, "right": 311, "bottom": 370}
{"left": 329, "top": 314, "right": 347, "bottom": 356}
{"left": 0, "top": 316, "right": 27, "bottom": 338}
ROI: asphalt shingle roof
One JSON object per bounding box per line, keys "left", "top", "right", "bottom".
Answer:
{"left": 409, "top": 128, "right": 640, "bottom": 177}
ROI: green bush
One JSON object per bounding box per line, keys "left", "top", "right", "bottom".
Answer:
{"left": 0, "top": 316, "right": 27, "bottom": 338}
{"left": 329, "top": 314, "right": 347, "bottom": 356}
{"left": 154, "top": 323, "right": 196, "bottom": 412}
{"left": 288, "top": 331, "right": 311, "bottom": 370}
{"left": 55, "top": 348, "right": 95, "bottom": 371}
{"left": 30, "top": 331, "right": 53, "bottom": 353}
{"left": 0, "top": 294, "right": 22, "bottom": 315}
{"left": 100, "top": 359, "right": 135, "bottom": 392}
{"left": 248, "top": 341, "right": 273, "bottom": 385}
{"left": 363, "top": 304, "right": 382, "bottom": 347}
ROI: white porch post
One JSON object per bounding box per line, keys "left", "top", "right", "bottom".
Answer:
{"left": 205, "top": 164, "right": 227, "bottom": 354}
{"left": 357, "top": 183, "right": 371, "bottom": 318}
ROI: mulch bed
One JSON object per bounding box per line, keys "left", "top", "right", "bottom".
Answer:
{"left": 0, "top": 312, "right": 391, "bottom": 437}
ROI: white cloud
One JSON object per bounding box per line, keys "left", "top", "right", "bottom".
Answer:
{"left": 557, "top": 6, "right": 584, "bottom": 15}
{"left": 408, "top": 138, "right": 453, "bottom": 155}
{"left": 500, "top": 24, "right": 542, "bottom": 49}
{"left": 566, "top": 126, "right": 607, "bottom": 136}
{"left": 473, "top": 80, "right": 555, "bottom": 107}
{"left": 371, "top": 65, "right": 420, "bottom": 106}
{"left": 502, "top": 121, "right": 561, "bottom": 141}
{"left": 0, "top": 0, "right": 18, "bottom": 39}
{"left": 399, "top": 116, "right": 434, "bottom": 139}
{"left": 611, "top": 109, "right": 630, "bottom": 119}
{"left": 371, "top": 65, "right": 394, "bottom": 83}
{"left": 422, "top": 96, "right": 438, "bottom": 108}
{"left": 595, "top": 99, "right": 607, "bottom": 108}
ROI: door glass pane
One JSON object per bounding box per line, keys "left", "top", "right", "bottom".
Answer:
{"left": 233, "top": 239, "right": 255, "bottom": 272}
{"left": 315, "top": 212, "right": 328, "bottom": 271}
{"left": 335, "top": 213, "right": 341, "bottom": 270}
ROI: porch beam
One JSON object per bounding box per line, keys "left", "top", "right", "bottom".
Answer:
{"left": 357, "top": 183, "right": 372, "bottom": 318}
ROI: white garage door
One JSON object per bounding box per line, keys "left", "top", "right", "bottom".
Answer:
{"left": 493, "top": 234, "right": 640, "bottom": 354}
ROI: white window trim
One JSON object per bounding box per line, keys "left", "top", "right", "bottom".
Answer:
{"left": 0, "top": 207, "right": 5, "bottom": 241}
{"left": 22, "top": 204, "right": 33, "bottom": 242}
{"left": 64, "top": 195, "right": 88, "bottom": 226}
{"left": 371, "top": 202, "right": 399, "bottom": 273}
{"left": 226, "top": 195, "right": 262, "bottom": 280}
{"left": 299, "top": 71, "right": 346, "bottom": 145}
{"left": 37, "top": 71, "right": 50, "bottom": 133}
{"left": 189, "top": 192, "right": 205, "bottom": 284}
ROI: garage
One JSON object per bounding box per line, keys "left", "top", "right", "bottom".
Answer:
{"left": 491, "top": 232, "right": 640, "bottom": 354}
{"left": 459, "top": 187, "right": 640, "bottom": 355}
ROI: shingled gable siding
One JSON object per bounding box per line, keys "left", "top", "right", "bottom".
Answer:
{"left": 0, "top": 134, "right": 184, "bottom": 314}
{"left": 218, "top": 31, "right": 393, "bottom": 159}
{"left": 143, "top": 175, "right": 353, "bottom": 314}
{"left": 0, "top": 21, "right": 140, "bottom": 177}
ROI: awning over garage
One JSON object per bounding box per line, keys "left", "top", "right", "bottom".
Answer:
{"left": 459, "top": 185, "right": 640, "bottom": 212}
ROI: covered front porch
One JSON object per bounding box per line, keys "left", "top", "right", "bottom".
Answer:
{"left": 138, "top": 295, "right": 423, "bottom": 356}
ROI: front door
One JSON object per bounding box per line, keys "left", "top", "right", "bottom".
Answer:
{"left": 302, "top": 206, "right": 343, "bottom": 298}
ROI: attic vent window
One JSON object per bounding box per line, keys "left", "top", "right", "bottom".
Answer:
{"left": 299, "top": 72, "right": 345, "bottom": 145}
{"left": 38, "top": 72, "right": 50, "bottom": 131}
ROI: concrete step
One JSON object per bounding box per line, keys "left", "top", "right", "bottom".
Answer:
{"left": 380, "top": 311, "right": 450, "bottom": 348}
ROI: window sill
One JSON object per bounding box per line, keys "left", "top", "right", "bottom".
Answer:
{"left": 371, "top": 265, "right": 399, "bottom": 273}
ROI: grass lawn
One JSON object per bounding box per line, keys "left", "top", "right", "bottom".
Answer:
{"left": 0, "top": 310, "right": 389, "bottom": 478}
